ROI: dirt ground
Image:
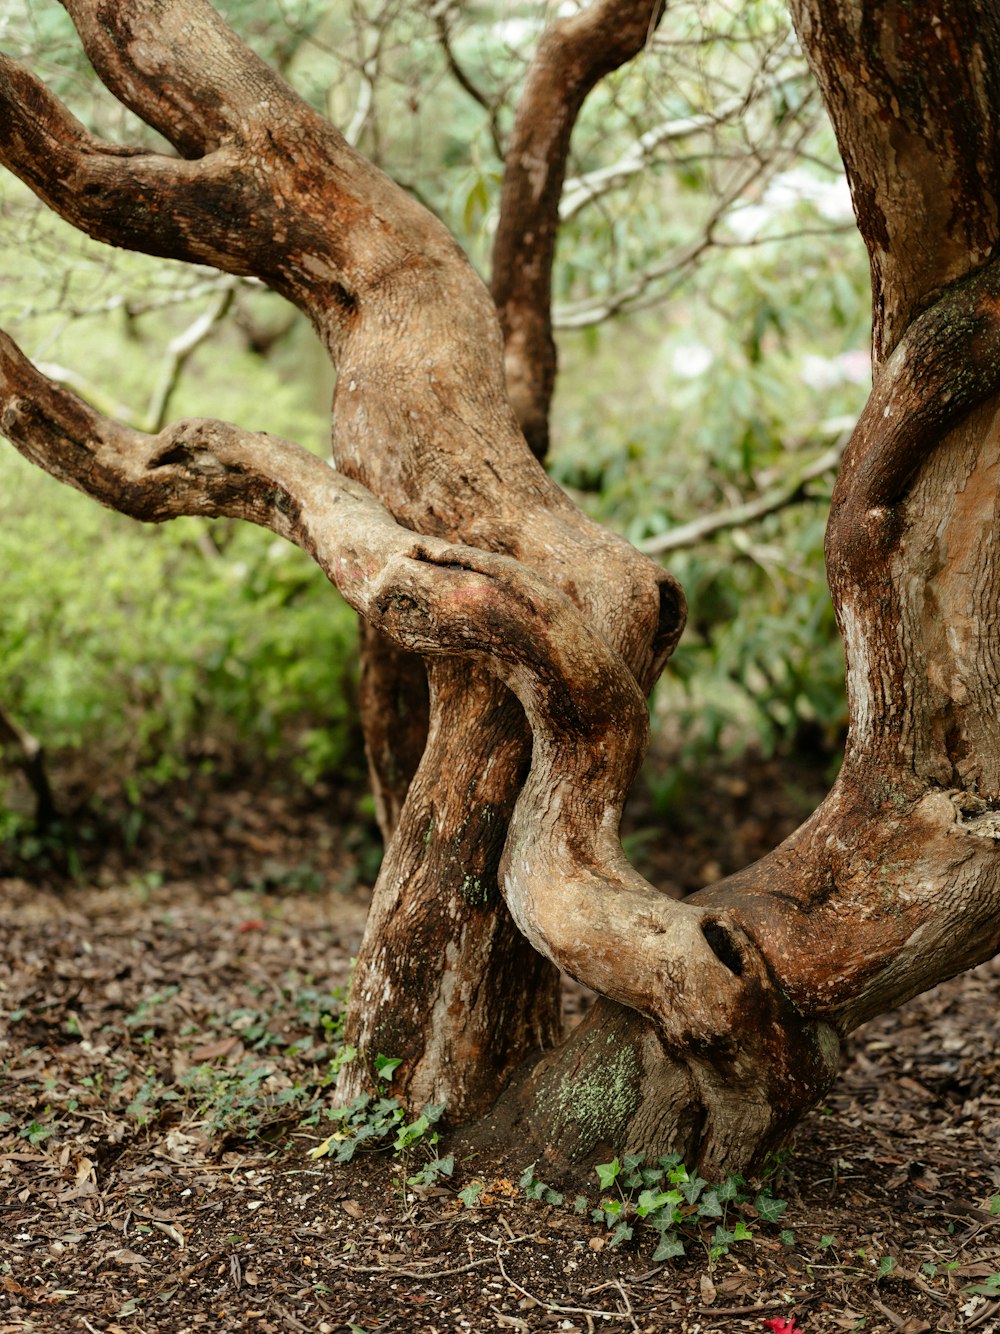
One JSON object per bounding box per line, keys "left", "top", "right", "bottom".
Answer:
{"left": 1, "top": 764, "right": 999, "bottom": 1334}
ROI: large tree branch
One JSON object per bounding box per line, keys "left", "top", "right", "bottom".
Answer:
{"left": 58, "top": 0, "right": 307, "bottom": 158}
{"left": 787, "top": 0, "right": 1000, "bottom": 363}
{"left": 0, "top": 53, "right": 323, "bottom": 296}
{"left": 489, "top": 0, "right": 665, "bottom": 459}
{"left": 0, "top": 10, "right": 469, "bottom": 349}
{"left": 2, "top": 0, "right": 686, "bottom": 1124}
{"left": 0, "top": 333, "right": 753, "bottom": 1050}
{"left": 0, "top": 55, "right": 240, "bottom": 268}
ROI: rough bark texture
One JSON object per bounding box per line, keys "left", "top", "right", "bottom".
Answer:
{"left": 356, "top": 622, "right": 428, "bottom": 843}
{"left": 787, "top": 0, "right": 1000, "bottom": 364}
{"left": 2, "top": 0, "right": 1000, "bottom": 1179}
{"left": 357, "top": 0, "right": 665, "bottom": 837}
{"left": 0, "top": 0, "right": 683, "bottom": 1127}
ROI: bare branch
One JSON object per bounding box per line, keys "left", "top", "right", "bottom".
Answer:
{"left": 145, "top": 281, "right": 237, "bottom": 432}
{"left": 553, "top": 112, "right": 819, "bottom": 330}
{"left": 560, "top": 103, "right": 741, "bottom": 223}
{"left": 431, "top": 4, "right": 504, "bottom": 159}
{"left": 639, "top": 430, "right": 850, "bottom": 556}
{"left": 490, "top": 0, "right": 666, "bottom": 460}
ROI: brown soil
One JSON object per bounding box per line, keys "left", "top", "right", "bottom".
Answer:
{"left": 1, "top": 761, "right": 999, "bottom": 1334}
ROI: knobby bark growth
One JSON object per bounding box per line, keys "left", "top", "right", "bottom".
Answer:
{"left": 1, "top": 0, "right": 999, "bottom": 1178}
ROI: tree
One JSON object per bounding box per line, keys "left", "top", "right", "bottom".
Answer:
{"left": 1, "top": 0, "right": 999, "bottom": 1179}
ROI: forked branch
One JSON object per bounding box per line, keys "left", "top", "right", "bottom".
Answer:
{"left": 0, "top": 335, "right": 721, "bottom": 1033}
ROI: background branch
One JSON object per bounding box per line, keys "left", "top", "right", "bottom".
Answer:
{"left": 489, "top": 0, "right": 666, "bottom": 460}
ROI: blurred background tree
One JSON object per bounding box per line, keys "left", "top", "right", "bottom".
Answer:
{"left": 0, "top": 0, "right": 870, "bottom": 850}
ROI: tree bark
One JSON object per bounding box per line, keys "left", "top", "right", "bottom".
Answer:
{"left": 0, "top": 0, "right": 682, "bottom": 1125}
{"left": 356, "top": 0, "right": 665, "bottom": 840}
{"left": 490, "top": 0, "right": 665, "bottom": 461}
{"left": 493, "top": 0, "right": 1000, "bottom": 1176}
{"left": 2, "top": 0, "right": 1000, "bottom": 1180}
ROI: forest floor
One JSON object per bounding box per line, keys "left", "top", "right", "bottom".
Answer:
{"left": 1, "top": 756, "right": 999, "bottom": 1334}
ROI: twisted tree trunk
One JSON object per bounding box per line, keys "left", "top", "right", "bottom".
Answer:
{"left": 1, "top": 0, "right": 999, "bottom": 1178}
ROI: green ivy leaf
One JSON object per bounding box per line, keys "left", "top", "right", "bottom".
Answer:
{"left": 652, "top": 1232, "right": 685, "bottom": 1262}
{"left": 595, "top": 1158, "right": 621, "bottom": 1191}
{"left": 680, "top": 1174, "right": 709, "bottom": 1205}
{"left": 458, "top": 1181, "right": 484, "bottom": 1207}
{"left": 876, "top": 1256, "right": 896, "bottom": 1281}
{"left": 696, "top": 1189, "right": 723, "bottom": 1218}
{"left": 755, "top": 1192, "right": 788, "bottom": 1223}
{"left": 636, "top": 1188, "right": 678, "bottom": 1218}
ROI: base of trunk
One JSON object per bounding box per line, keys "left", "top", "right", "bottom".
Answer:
{"left": 472, "top": 996, "right": 841, "bottom": 1181}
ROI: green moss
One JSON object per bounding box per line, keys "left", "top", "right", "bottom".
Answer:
{"left": 459, "top": 873, "right": 490, "bottom": 907}
{"left": 541, "top": 1040, "right": 642, "bottom": 1151}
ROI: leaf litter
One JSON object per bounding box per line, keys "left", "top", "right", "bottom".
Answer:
{"left": 1, "top": 771, "right": 999, "bottom": 1333}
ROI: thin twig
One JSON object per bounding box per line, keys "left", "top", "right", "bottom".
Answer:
{"left": 145, "top": 280, "right": 236, "bottom": 432}
{"left": 486, "top": 1233, "right": 638, "bottom": 1323}
{"left": 337, "top": 1231, "right": 538, "bottom": 1280}
{"left": 612, "top": 1277, "right": 640, "bottom": 1332}
{"left": 695, "top": 1300, "right": 796, "bottom": 1316}
{"left": 638, "top": 429, "right": 852, "bottom": 556}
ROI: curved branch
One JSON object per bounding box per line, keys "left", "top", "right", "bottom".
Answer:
{"left": 0, "top": 333, "right": 747, "bottom": 1046}
{"left": 0, "top": 55, "right": 278, "bottom": 277}
{"left": 559, "top": 104, "right": 740, "bottom": 224}
{"left": 489, "top": 0, "right": 666, "bottom": 459}
{"left": 0, "top": 17, "right": 467, "bottom": 347}
{"left": 59, "top": 0, "right": 307, "bottom": 159}
{"left": 431, "top": 6, "right": 504, "bottom": 159}
{"left": 639, "top": 431, "right": 849, "bottom": 556}
{"left": 828, "top": 254, "right": 1000, "bottom": 583}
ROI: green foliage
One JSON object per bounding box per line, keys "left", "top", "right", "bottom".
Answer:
{"left": 458, "top": 1180, "right": 485, "bottom": 1208}
{"left": 4, "top": 974, "right": 353, "bottom": 1149}
{"left": 0, "top": 446, "right": 360, "bottom": 808}
{"left": 580, "top": 1152, "right": 789, "bottom": 1264}
{"left": 875, "top": 1254, "right": 895, "bottom": 1282}
{"left": 308, "top": 1089, "right": 447, "bottom": 1173}
{"left": 519, "top": 1163, "right": 564, "bottom": 1207}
